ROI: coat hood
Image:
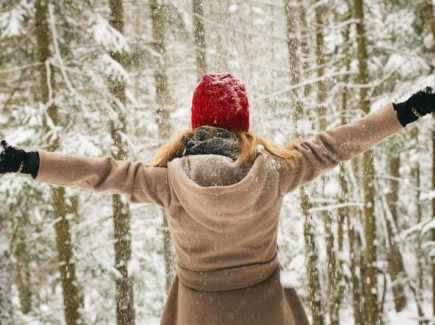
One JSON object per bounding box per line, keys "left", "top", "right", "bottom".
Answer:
{"left": 167, "top": 153, "right": 281, "bottom": 233}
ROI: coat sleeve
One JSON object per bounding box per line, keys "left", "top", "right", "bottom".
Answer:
{"left": 35, "top": 150, "right": 171, "bottom": 206}
{"left": 279, "top": 103, "right": 404, "bottom": 194}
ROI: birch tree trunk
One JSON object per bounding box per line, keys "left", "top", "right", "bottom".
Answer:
{"left": 35, "top": 2, "right": 83, "bottom": 324}
{"left": 353, "top": 0, "right": 379, "bottom": 323}
{"left": 150, "top": 0, "right": 175, "bottom": 294}
{"left": 108, "top": 1, "right": 135, "bottom": 324}
{"left": 0, "top": 228, "right": 14, "bottom": 325}
{"left": 193, "top": 0, "right": 207, "bottom": 80}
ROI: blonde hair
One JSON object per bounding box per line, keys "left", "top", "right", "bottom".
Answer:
{"left": 146, "top": 126, "right": 302, "bottom": 168}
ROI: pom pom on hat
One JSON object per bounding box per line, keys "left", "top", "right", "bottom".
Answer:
{"left": 191, "top": 73, "right": 250, "bottom": 132}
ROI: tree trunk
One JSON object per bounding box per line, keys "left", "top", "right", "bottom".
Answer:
{"left": 284, "top": 0, "right": 300, "bottom": 86}
{"left": 339, "top": 19, "right": 363, "bottom": 325}
{"left": 14, "top": 228, "right": 32, "bottom": 314}
{"left": 35, "top": 2, "right": 83, "bottom": 324}
{"left": 297, "top": 0, "right": 312, "bottom": 96}
{"left": 108, "top": 1, "right": 135, "bottom": 324}
{"left": 210, "top": 0, "right": 230, "bottom": 72}
{"left": 433, "top": 119, "right": 435, "bottom": 318}
{"left": 347, "top": 209, "right": 365, "bottom": 325}
{"left": 423, "top": 0, "right": 435, "bottom": 317}
{"left": 193, "top": 0, "right": 207, "bottom": 80}
{"left": 353, "top": 0, "right": 379, "bottom": 323}
{"left": 301, "top": 188, "right": 324, "bottom": 325}
{"left": 0, "top": 228, "right": 14, "bottom": 325}
{"left": 315, "top": 2, "right": 340, "bottom": 322}
{"left": 410, "top": 126, "right": 425, "bottom": 324}
{"left": 385, "top": 155, "right": 407, "bottom": 312}
{"left": 284, "top": 3, "right": 323, "bottom": 323}
{"left": 150, "top": 0, "right": 175, "bottom": 294}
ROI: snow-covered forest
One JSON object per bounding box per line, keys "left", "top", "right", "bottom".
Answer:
{"left": 1, "top": 0, "right": 435, "bottom": 324}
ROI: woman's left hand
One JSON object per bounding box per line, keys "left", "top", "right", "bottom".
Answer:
{"left": 0, "top": 140, "right": 39, "bottom": 176}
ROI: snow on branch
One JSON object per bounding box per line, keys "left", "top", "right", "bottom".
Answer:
{"left": 93, "top": 16, "right": 130, "bottom": 54}
{"left": 0, "top": 7, "right": 24, "bottom": 38}
{"left": 99, "top": 54, "right": 130, "bottom": 84}
{"left": 308, "top": 202, "right": 363, "bottom": 214}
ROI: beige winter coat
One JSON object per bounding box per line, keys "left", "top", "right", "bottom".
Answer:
{"left": 35, "top": 103, "right": 404, "bottom": 324}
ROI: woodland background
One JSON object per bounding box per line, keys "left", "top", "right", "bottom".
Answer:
{"left": 1, "top": 0, "right": 435, "bottom": 324}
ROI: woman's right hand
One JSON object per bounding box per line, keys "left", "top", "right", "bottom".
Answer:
{"left": 393, "top": 86, "right": 435, "bottom": 126}
{"left": 0, "top": 140, "right": 39, "bottom": 177}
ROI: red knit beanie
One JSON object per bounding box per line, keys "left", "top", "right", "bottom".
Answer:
{"left": 191, "top": 73, "right": 250, "bottom": 132}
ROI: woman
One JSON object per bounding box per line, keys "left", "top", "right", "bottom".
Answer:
{"left": 1, "top": 73, "right": 434, "bottom": 324}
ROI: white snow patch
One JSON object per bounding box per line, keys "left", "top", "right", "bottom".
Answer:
{"left": 324, "top": 179, "right": 339, "bottom": 196}
{"left": 280, "top": 271, "right": 295, "bottom": 288}
{"left": 296, "top": 118, "right": 312, "bottom": 135}
{"left": 420, "top": 190, "right": 435, "bottom": 201}
{"left": 229, "top": 4, "right": 238, "bottom": 13}
{"left": 0, "top": 9, "right": 24, "bottom": 38}
{"left": 99, "top": 53, "right": 130, "bottom": 84}
{"left": 127, "top": 258, "right": 141, "bottom": 277}
{"left": 94, "top": 16, "right": 130, "bottom": 54}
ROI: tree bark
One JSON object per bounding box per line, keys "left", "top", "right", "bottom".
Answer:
{"left": 35, "top": 2, "right": 83, "bottom": 324}
{"left": 284, "top": 4, "right": 323, "bottom": 322}
{"left": 0, "top": 228, "right": 14, "bottom": 325}
{"left": 297, "top": 0, "right": 312, "bottom": 96}
{"left": 423, "top": 0, "right": 435, "bottom": 317}
{"left": 284, "top": 0, "right": 300, "bottom": 86}
{"left": 108, "top": 1, "right": 135, "bottom": 324}
{"left": 338, "top": 19, "right": 363, "bottom": 325}
{"left": 410, "top": 127, "right": 425, "bottom": 325}
{"left": 385, "top": 155, "right": 407, "bottom": 312}
{"left": 193, "top": 0, "right": 207, "bottom": 80}
{"left": 314, "top": 2, "right": 340, "bottom": 323}
{"left": 210, "top": 0, "right": 230, "bottom": 72}
{"left": 150, "top": 0, "right": 175, "bottom": 294}
{"left": 353, "top": 0, "right": 379, "bottom": 323}
{"left": 301, "top": 188, "right": 324, "bottom": 325}
{"left": 13, "top": 223, "right": 32, "bottom": 314}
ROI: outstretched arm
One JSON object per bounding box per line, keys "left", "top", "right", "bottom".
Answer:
{"left": 280, "top": 87, "right": 435, "bottom": 194}
{"left": 0, "top": 143, "right": 171, "bottom": 206}
{"left": 35, "top": 150, "right": 171, "bottom": 206}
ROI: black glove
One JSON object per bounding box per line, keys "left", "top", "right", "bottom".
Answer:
{"left": 393, "top": 86, "right": 435, "bottom": 126}
{"left": 0, "top": 140, "right": 40, "bottom": 178}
